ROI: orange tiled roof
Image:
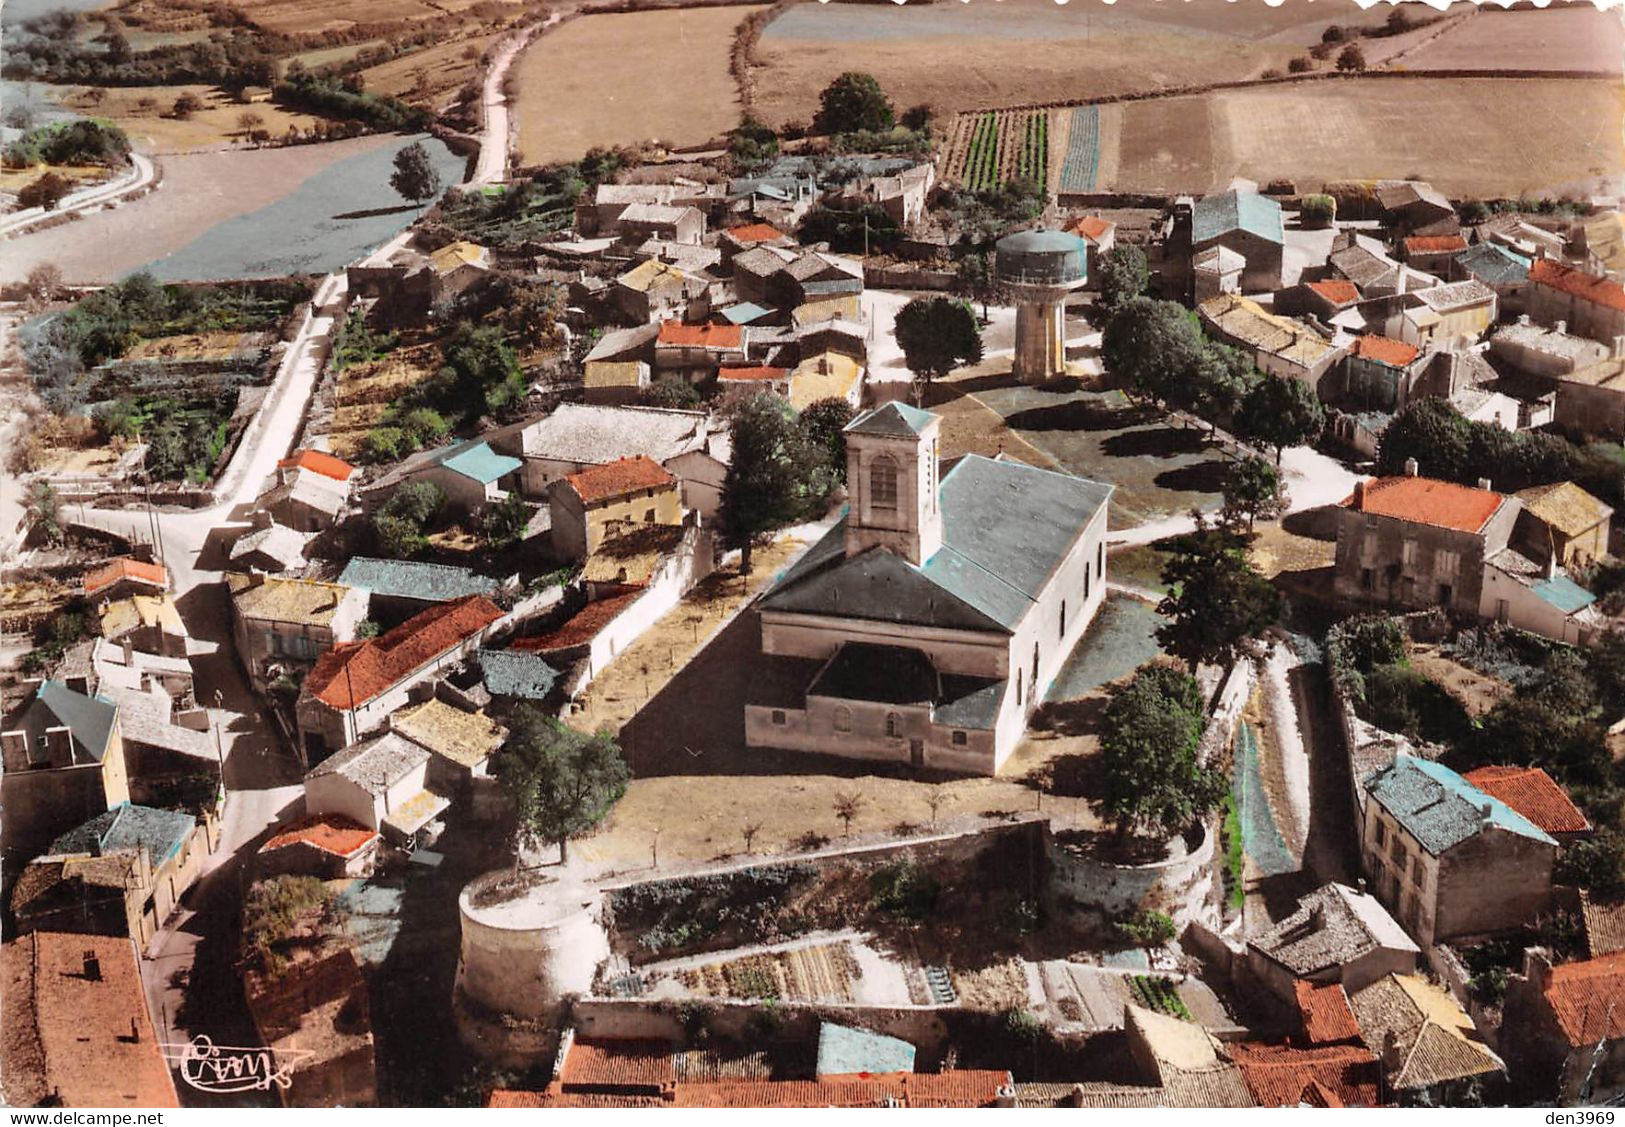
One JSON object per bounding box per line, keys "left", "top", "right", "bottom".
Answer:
{"left": 1300, "top": 1079, "right": 1346, "bottom": 1107}
{"left": 564, "top": 455, "right": 676, "bottom": 505}
{"left": 1532, "top": 259, "right": 1625, "bottom": 314}
{"left": 562, "top": 1038, "right": 676, "bottom": 1091}
{"left": 1464, "top": 766, "right": 1590, "bottom": 835}
{"left": 658, "top": 320, "right": 743, "bottom": 349}
{"left": 1307, "top": 279, "right": 1359, "bottom": 306}
{"left": 491, "top": 1071, "right": 1009, "bottom": 1108}
{"left": 1404, "top": 235, "right": 1468, "bottom": 254}
{"left": 718, "top": 365, "right": 789, "bottom": 382}
{"left": 1296, "top": 980, "right": 1363, "bottom": 1045}
{"left": 726, "top": 222, "right": 786, "bottom": 245}
{"left": 278, "top": 449, "right": 355, "bottom": 482}
{"left": 82, "top": 557, "right": 168, "bottom": 597}
{"left": 1541, "top": 950, "right": 1625, "bottom": 1046}
{"left": 261, "top": 813, "right": 378, "bottom": 859}
{"left": 1352, "top": 335, "right": 1420, "bottom": 368}
{"left": 512, "top": 589, "right": 643, "bottom": 653}
{"left": 1228, "top": 1041, "right": 1380, "bottom": 1108}
{"left": 1067, "top": 215, "right": 1113, "bottom": 242}
{"left": 306, "top": 595, "right": 503, "bottom": 710}
{"left": 1343, "top": 476, "right": 1505, "bottom": 535}
{"left": 489, "top": 1088, "right": 665, "bottom": 1107}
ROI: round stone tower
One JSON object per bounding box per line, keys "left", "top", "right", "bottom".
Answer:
{"left": 995, "top": 228, "right": 1089, "bottom": 384}
{"left": 453, "top": 868, "right": 610, "bottom": 1068}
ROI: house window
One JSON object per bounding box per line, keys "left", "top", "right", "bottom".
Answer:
{"left": 1495, "top": 598, "right": 1509, "bottom": 623}
{"left": 771, "top": 709, "right": 786, "bottom": 726}
{"left": 1363, "top": 531, "right": 1377, "bottom": 557}
{"left": 1361, "top": 568, "right": 1374, "bottom": 591}
{"left": 644, "top": 509, "right": 655, "bottom": 522}
{"left": 1401, "top": 539, "right": 1418, "bottom": 567}
{"left": 1059, "top": 601, "right": 1067, "bottom": 640}
{"left": 1438, "top": 583, "right": 1454, "bottom": 606}
{"left": 952, "top": 730, "right": 968, "bottom": 746}
{"left": 833, "top": 706, "right": 851, "bottom": 733}
{"left": 1411, "top": 855, "right": 1424, "bottom": 885}
{"left": 1388, "top": 836, "right": 1404, "bottom": 864}
{"left": 885, "top": 712, "right": 902, "bottom": 739}
{"left": 1436, "top": 549, "right": 1461, "bottom": 576}
{"left": 1032, "top": 643, "right": 1040, "bottom": 689}
{"left": 870, "top": 455, "right": 899, "bottom": 510}
{"left": 1374, "top": 819, "right": 1387, "bottom": 847}
{"left": 1016, "top": 671, "right": 1023, "bottom": 708}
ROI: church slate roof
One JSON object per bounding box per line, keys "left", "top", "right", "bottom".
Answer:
{"left": 844, "top": 400, "right": 936, "bottom": 438}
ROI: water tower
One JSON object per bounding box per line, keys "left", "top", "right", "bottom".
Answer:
{"left": 995, "top": 228, "right": 1089, "bottom": 383}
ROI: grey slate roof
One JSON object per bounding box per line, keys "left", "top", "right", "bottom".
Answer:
{"left": 1455, "top": 242, "right": 1530, "bottom": 286}
{"left": 1249, "top": 882, "right": 1419, "bottom": 977}
{"left": 517, "top": 403, "right": 709, "bottom": 465}
{"left": 32, "top": 680, "right": 118, "bottom": 763}
{"left": 584, "top": 322, "right": 660, "bottom": 364}
{"left": 50, "top": 803, "right": 195, "bottom": 865}
{"left": 340, "top": 557, "right": 498, "bottom": 603}
{"left": 844, "top": 400, "right": 936, "bottom": 438}
{"left": 1364, "top": 754, "right": 1557, "bottom": 856}
{"left": 1192, "top": 190, "right": 1284, "bottom": 246}
{"left": 307, "top": 731, "right": 430, "bottom": 794}
{"left": 478, "top": 648, "right": 559, "bottom": 700}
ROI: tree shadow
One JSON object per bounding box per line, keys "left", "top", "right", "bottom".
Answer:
{"left": 331, "top": 204, "right": 419, "bottom": 221}
{"left": 1152, "top": 460, "right": 1228, "bottom": 494}
{"left": 1100, "top": 427, "right": 1209, "bottom": 459}
{"left": 1281, "top": 504, "right": 1342, "bottom": 540}
{"left": 1005, "top": 399, "right": 1154, "bottom": 433}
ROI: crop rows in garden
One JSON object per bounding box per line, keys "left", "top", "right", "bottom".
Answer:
{"left": 943, "top": 109, "right": 1051, "bottom": 192}
{"left": 1058, "top": 104, "right": 1101, "bottom": 193}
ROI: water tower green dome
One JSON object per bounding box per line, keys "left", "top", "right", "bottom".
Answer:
{"left": 994, "top": 228, "right": 1088, "bottom": 286}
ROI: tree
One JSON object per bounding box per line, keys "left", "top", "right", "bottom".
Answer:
{"left": 237, "top": 110, "right": 264, "bottom": 136}
{"left": 1322, "top": 24, "right": 1346, "bottom": 42}
{"left": 893, "top": 297, "right": 982, "bottom": 401}
{"left": 1186, "top": 341, "right": 1257, "bottom": 431}
{"left": 25, "top": 482, "right": 62, "bottom": 545}
{"left": 495, "top": 706, "right": 629, "bottom": 863}
{"left": 719, "top": 393, "right": 822, "bottom": 574}
{"left": 1101, "top": 297, "right": 1204, "bottom": 406}
{"left": 1096, "top": 244, "right": 1148, "bottom": 314}
{"left": 24, "top": 263, "right": 62, "bottom": 304}
{"left": 390, "top": 140, "right": 442, "bottom": 205}
{"left": 1556, "top": 830, "right": 1625, "bottom": 897}
{"left": 1099, "top": 664, "right": 1226, "bottom": 838}
{"left": 481, "top": 491, "right": 532, "bottom": 549}
{"left": 954, "top": 250, "right": 1002, "bottom": 322}
{"left": 1221, "top": 455, "right": 1288, "bottom": 533}
{"left": 1156, "top": 521, "right": 1281, "bottom": 669}
{"left": 171, "top": 92, "right": 203, "bottom": 119}
{"left": 813, "top": 72, "right": 894, "bottom": 136}
{"left": 741, "top": 820, "right": 764, "bottom": 853}
{"left": 833, "top": 789, "right": 863, "bottom": 837}
{"left": 799, "top": 397, "right": 855, "bottom": 484}
{"left": 1300, "top": 194, "right": 1336, "bottom": 228}
{"left": 728, "top": 114, "right": 778, "bottom": 168}
{"left": 1337, "top": 43, "right": 1367, "bottom": 71}
{"left": 641, "top": 376, "right": 702, "bottom": 410}
{"left": 438, "top": 323, "right": 524, "bottom": 413}
{"left": 901, "top": 103, "right": 932, "bottom": 132}
{"left": 1288, "top": 56, "right": 1313, "bottom": 73}
{"left": 372, "top": 480, "right": 446, "bottom": 556}
{"left": 1236, "top": 373, "right": 1325, "bottom": 464}
{"left": 18, "top": 171, "right": 70, "bottom": 211}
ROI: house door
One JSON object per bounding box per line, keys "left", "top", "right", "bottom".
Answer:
{"left": 909, "top": 739, "right": 924, "bottom": 767}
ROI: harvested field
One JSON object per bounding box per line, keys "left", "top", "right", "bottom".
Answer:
{"left": 1394, "top": 7, "right": 1623, "bottom": 74}
{"left": 751, "top": 0, "right": 1298, "bottom": 127}
{"left": 1105, "top": 77, "right": 1625, "bottom": 198}
{"left": 327, "top": 342, "right": 441, "bottom": 457}
{"left": 951, "top": 958, "right": 1031, "bottom": 1012}
{"left": 512, "top": 6, "right": 764, "bottom": 167}
{"left": 0, "top": 132, "right": 401, "bottom": 286}
{"left": 1409, "top": 644, "right": 1512, "bottom": 719}
{"left": 54, "top": 84, "right": 320, "bottom": 153}
{"left": 226, "top": 0, "right": 524, "bottom": 36}
{"left": 358, "top": 32, "right": 499, "bottom": 107}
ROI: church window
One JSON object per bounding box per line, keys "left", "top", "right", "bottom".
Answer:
{"left": 1016, "top": 672, "right": 1023, "bottom": 707}
{"left": 833, "top": 706, "right": 852, "bottom": 733}
{"left": 952, "top": 730, "right": 968, "bottom": 746}
{"left": 1059, "top": 601, "right": 1067, "bottom": 640}
{"left": 771, "top": 710, "right": 786, "bottom": 726}
{"left": 871, "top": 455, "right": 898, "bottom": 510}
{"left": 1032, "top": 643, "right": 1040, "bottom": 688}
{"left": 1097, "top": 542, "right": 1104, "bottom": 579}
{"left": 885, "top": 712, "right": 902, "bottom": 739}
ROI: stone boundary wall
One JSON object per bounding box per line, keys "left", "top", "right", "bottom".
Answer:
{"left": 863, "top": 264, "right": 956, "bottom": 291}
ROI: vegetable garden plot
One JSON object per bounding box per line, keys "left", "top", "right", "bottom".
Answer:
{"left": 942, "top": 108, "right": 1051, "bottom": 192}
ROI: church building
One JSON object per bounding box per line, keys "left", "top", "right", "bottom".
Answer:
{"left": 744, "top": 401, "right": 1113, "bottom": 775}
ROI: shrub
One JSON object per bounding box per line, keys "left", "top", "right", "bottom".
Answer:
{"left": 1288, "top": 56, "right": 1312, "bottom": 73}
{"left": 1337, "top": 43, "right": 1367, "bottom": 71}
{"left": 1300, "top": 194, "right": 1336, "bottom": 228}
{"left": 363, "top": 426, "right": 404, "bottom": 462}
{"left": 868, "top": 860, "right": 939, "bottom": 922}
{"left": 1115, "top": 909, "right": 1177, "bottom": 948}
{"left": 1004, "top": 1008, "right": 1043, "bottom": 1044}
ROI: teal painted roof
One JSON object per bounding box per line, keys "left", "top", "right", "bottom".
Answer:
{"left": 845, "top": 400, "right": 936, "bottom": 438}
{"left": 720, "top": 301, "right": 774, "bottom": 325}
{"left": 51, "top": 803, "right": 195, "bottom": 865}
{"left": 478, "top": 648, "right": 558, "bottom": 700}
{"left": 34, "top": 680, "right": 118, "bottom": 762}
{"left": 816, "top": 1022, "right": 916, "bottom": 1077}
{"left": 1455, "top": 242, "right": 1531, "bottom": 286}
{"left": 437, "top": 440, "right": 521, "bottom": 485}
{"left": 1193, "top": 190, "right": 1284, "bottom": 246}
{"left": 1532, "top": 573, "right": 1597, "bottom": 614}
{"left": 1365, "top": 755, "right": 1557, "bottom": 855}
{"left": 340, "top": 557, "right": 498, "bottom": 603}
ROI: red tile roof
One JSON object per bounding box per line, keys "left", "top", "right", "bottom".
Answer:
{"left": 491, "top": 1072, "right": 1008, "bottom": 1108}
{"left": 561, "top": 1038, "right": 676, "bottom": 1092}
{"left": 1464, "top": 766, "right": 1590, "bottom": 835}
{"left": 489, "top": 1087, "right": 664, "bottom": 1107}
{"left": 261, "top": 813, "right": 379, "bottom": 859}
{"left": 1404, "top": 235, "right": 1468, "bottom": 254}
{"left": 1540, "top": 950, "right": 1625, "bottom": 1046}
{"left": 726, "top": 222, "right": 786, "bottom": 245}
{"left": 82, "top": 557, "right": 168, "bottom": 597}
{"left": 1228, "top": 1041, "right": 1380, "bottom": 1108}
{"left": 718, "top": 365, "right": 789, "bottom": 382}
{"left": 1296, "top": 980, "right": 1363, "bottom": 1045}
{"left": 1343, "top": 476, "right": 1505, "bottom": 535}
{"left": 564, "top": 455, "right": 676, "bottom": 505}
{"left": 306, "top": 595, "right": 503, "bottom": 710}
{"left": 1067, "top": 215, "right": 1114, "bottom": 242}
{"left": 2, "top": 932, "right": 180, "bottom": 1108}
{"left": 658, "top": 320, "right": 743, "bottom": 349}
{"left": 1532, "top": 258, "right": 1625, "bottom": 313}
{"left": 1352, "top": 334, "right": 1420, "bottom": 368}
{"left": 1300, "top": 1079, "right": 1346, "bottom": 1107}
{"left": 513, "top": 589, "right": 643, "bottom": 653}
{"left": 1307, "top": 279, "right": 1359, "bottom": 306}
{"left": 279, "top": 449, "right": 355, "bottom": 482}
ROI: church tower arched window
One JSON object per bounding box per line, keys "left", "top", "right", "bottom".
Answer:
{"left": 870, "top": 455, "right": 899, "bottom": 510}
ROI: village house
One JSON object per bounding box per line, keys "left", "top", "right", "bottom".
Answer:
{"left": 337, "top": 558, "right": 498, "bottom": 623}
{"left": 1338, "top": 335, "right": 1425, "bottom": 413}
{"left": 1333, "top": 472, "right": 1519, "bottom": 617}
{"left": 717, "top": 363, "right": 791, "bottom": 401}
{"left": 98, "top": 593, "right": 187, "bottom": 660}
{"left": 790, "top": 349, "right": 865, "bottom": 411}
{"left": 1451, "top": 242, "right": 1532, "bottom": 314}
{"left": 255, "top": 464, "right": 352, "bottom": 532}
{"left": 1246, "top": 881, "right": 1421, "bottom": 1003}
{"left": 1226, "top": 1036, "right": 1381, "bottom": 1109}
{"left": 427, "top": 240, "right": 491, "bottom": 302}
{"left": 229, "top": 524, "right": 312, "bottom": 574}
{"left": 612, "top": 202, "right": 705, "bottom": 246}
{"left": 295, "top": 595, "right": 504, "bottom": 764}
{"left": 1376, "top": 181, "right": 1459, "bottom": 238}
{"left": 1480, "top": 215, "right": 1566, "bottom": 263}
{"left": 0, "top": 932, "right": 179, "bottom": 1107}
{"left": 1399, "top": 234, "right": 1469, "bottom": 277}
{"left": 1462, "top": 765, "right": 1590, "bottom": 842}
{"left": 1064, "top": 214, "right": 1117, "bottom": 279}
{"left": 1580, "top": 211, "right": 1625, "bottom": 276}
{"left": 1297, "top": 279, "right": 1361, "bottom": 321}
{"left": 1409, "top": 280, "right": 1498, "bottom": 346}
{"left": 9, "top": 850, "right": 149, "bottom": 945}
{"left": 304, "top": 731, "right": 448, "bottom": 847}
{"left": 476, "top": 648, "right": 560, "bottom": 711}
{"left": 1503, "top": 947, "right": 1625, "bottom": 1105}
{"left": 1514, "top": 481, "right": 1613, "bottom": 568}
{"left": 228, "top": 573, "right": 367, "bottom": 695}
{"left": 733, "top": 248, "right": 864, "bottom": 313}
{"left": 1361, "top": 754, "right": 1557, "bottom": 946}
{"left": 1347, "top": 973, "right": 1505, "bottom": 1104}
{"left": 82, "top": 558, "right": 168, "bottom": 604}
{"left": 1329, "top": 239, "right": 1435, "bottom": 299}
{"left": 612, "top": 258, "right": 709, "bottom": 326}
{"left": 1190, "top": 190, "right": 1284, "bottom": 293}
{"left": 1529, "top": 259, "right": 1625, "bottom": 348}
{"left": 583, "top": 358, "right": 652, "bottom": 405}
{"left": 1551, "top": 355, "right": 1625, "bottom": 438}
{"left": 1198, "top": 294, "right": 1344, "bottom": 395}
{"left": 1488, "top": 318, "right": 1609, "bottom": 380}
{"left": 549, "top": 456, "right": 683, "bottom": 561}
{"left": 358, "top": 438, "right": 521, "bottom": 517}
{"left": 391, "top": 695, "right": 506, "bottom": 793}
{"left": 746, "top": 403, "right": 1112, "bottom": 775}
{"left": 831, "top": 163, "right": 936, "bottom": 230}
{"left": 1193, "top": 245, "right": 1244, "bottom": 301}
{"left": 720, "top": 221, "right": 793, "bottom": 261}
{"left": 575, "top": 181, "right": 727, "bottom": 237}
{"left": 257, "top": 813, "right": 380, "bottom": 880}
{"left": 1479, "top": 548, "right": 1604, "bottom": 645}
{"left": 654, "top": 320, "right": 747, "bottom": 384}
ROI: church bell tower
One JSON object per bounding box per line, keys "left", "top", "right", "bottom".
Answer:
{"left": 842, "top": 401, "right": 943, "bottom": 567}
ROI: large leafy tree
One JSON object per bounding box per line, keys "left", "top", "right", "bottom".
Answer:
{"left": 495, "top": 706, "right": 629, "bottom": 863}
{"left": 720, "top": 393, "right": 823, "bottom": 575}
{"left": 389, "top": 140, "right": 442, "bottom": 204}
{"left": 1186, "top": 341, "right": 1258, "bottom": 431}
{"left": 1220, "top": 455, "right": 1288, "bottom": 534}
{"left": 1095, "top": 244, "right": 1148, "bottom": 314}
{"left": 1156, "top": 521, "right": 1281, "bottom": 670}
{"left": 1099, "top": 664, "right": 1226, "bottom": 839}
{"left": 799, "top": 397, "right": 855, "bottom": 484}
{"left": 893, "top": 297, "right": 982, "bottom": 400}
{"left": 437, "top": 323, "right": 524, "bottom": 414}
{"left": 1235, "top": 373, "right": 1325, "bottom": 465}
{"left": 1101, "top": 297, "right": 1205, "bottom": 406}
{"left": 813, "top": 72, "right": 895, "bottom": 136}
{"left": 953, "top": 250, "right": 1003, "bottom": 321}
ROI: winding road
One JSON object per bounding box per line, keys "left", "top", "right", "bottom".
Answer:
{"left": 0, "top": 151, "right": 157, "bottom": 239}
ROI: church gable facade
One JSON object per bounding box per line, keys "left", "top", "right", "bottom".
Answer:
{"left": 745, "top": 401, "right": 1113, "bottom": 775}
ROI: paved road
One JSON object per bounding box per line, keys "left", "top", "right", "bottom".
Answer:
{"left": 0, "top": 152, "right": 158, "bottom": 239}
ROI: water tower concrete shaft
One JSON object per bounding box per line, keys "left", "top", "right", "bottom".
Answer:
{"left": 995, "top": 228, "right": 1089, "bottom": 383}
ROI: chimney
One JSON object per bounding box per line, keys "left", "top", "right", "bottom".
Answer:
{"left": 1403, "top": 457, "right": 1419, "bottom": 477}
{"left": 1356, "top": 877, "right": 1368, "bottom": 896}
{"left": 1381, "top": 1031, "right": 1403, "bottom": 1070}
{"left": 1518, "top": 313, "right": 1532, "bottom": 326}
{"left": 82, "top": 950, "right": 101, "bottom": 981}
{"left": 1352, "top": 480, "right": 1368, "bottom": 509}
{"left": 1477, "top": 478, "right": 1493, "bottom": 492}
{"left": 1556, "top": 320, "right": 1568, "bottom": 336}
{"left": 995, "top": 1083, "right": 1018, "bottom": 1109}
{"left": 1481, "top": 800, "right": 1494, "bottom": 829}
{"left": 1547, "top": 554, "right": 1561, "bottom": 581}
{"left": 1524, "top": 946, "right": 1555, "bottom": 992}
